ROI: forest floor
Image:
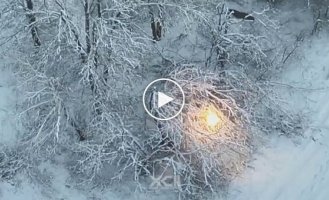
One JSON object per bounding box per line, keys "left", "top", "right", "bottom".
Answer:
{"left": 1, "top": 1, "right": 329, "bottom": 200}
{"left": 228, "top": 32, "right": 329, "bottom": 200}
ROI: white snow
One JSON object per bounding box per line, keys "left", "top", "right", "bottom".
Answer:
{"left": 1, "top": 1, "right": 329, "bottom": 200}
{"left": 229, "top": 33, "right": 329, "bottom": 200}
{"left": 0, "top": 68, "right": 17, "bottom": 147}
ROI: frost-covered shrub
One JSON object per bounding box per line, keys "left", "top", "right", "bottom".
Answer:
{"left": 149, "top": 68, "right": 254, "bottom": 196}
{"left": 140, "top": 66, "right": 303, "bottom": 198}
{"left": 0, "top": 148, "right": 26, "bottom": 181}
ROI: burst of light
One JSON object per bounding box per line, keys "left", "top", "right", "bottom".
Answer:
{"left": 206, "top": 110, "right": 220, "bottom": 127}
{"left": 196, "top": 104, "right": 224, "bottom": 132}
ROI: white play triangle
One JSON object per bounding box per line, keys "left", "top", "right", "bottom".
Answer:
{"left": 157, "top": 92, "right": 174, "bottom": 108}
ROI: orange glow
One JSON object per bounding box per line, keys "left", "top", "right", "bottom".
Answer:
{"left": 196, "top": 104, "right": 224, "bottom": 133}
{"left": 206, "top": 110, "right": 220, "bottom": 127}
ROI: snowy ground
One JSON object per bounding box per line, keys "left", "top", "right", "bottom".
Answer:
{"left": 1, "top": 2, "right": 329, "bottom": 200}
{"left": 229, "top": 33, "right": 329, "bottom": 200}
{"left": 0, "top": 68, "right": 17, "bottom": 147}
{"left": 3, "top": 35, "right": 329, "bottom": 200}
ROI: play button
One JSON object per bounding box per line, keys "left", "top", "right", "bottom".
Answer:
{"left": 157, "top": 92, "right": 174, "bottom": 108}
{"left": 143, "top": 78, "right": 185, "bottom": 121}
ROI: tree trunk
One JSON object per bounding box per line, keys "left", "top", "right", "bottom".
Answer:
{"left": 25, "top": 0, "right": 41, "bottom": 46}
{"left": 92, "top": 0, "right": 102, "bottom": 116}
{"left": 84, "top": 0, "right": 96, "bottom": 93}
{"left": 84, "top": 0, "right": 91, "bottom": 55}
{"left": 92, "top": 0, "right": 101, "bottom": 68}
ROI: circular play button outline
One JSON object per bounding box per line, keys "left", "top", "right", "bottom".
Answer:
{"left": 142, "top": 78, "right": 185, "bottom": 121}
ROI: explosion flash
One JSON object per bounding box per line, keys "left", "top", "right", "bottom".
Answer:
{"left": 206, "top": 110, "right": 220, "bottom": 127}
{"left": 183, "top": 102, "right": 227, "bottom": 135}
